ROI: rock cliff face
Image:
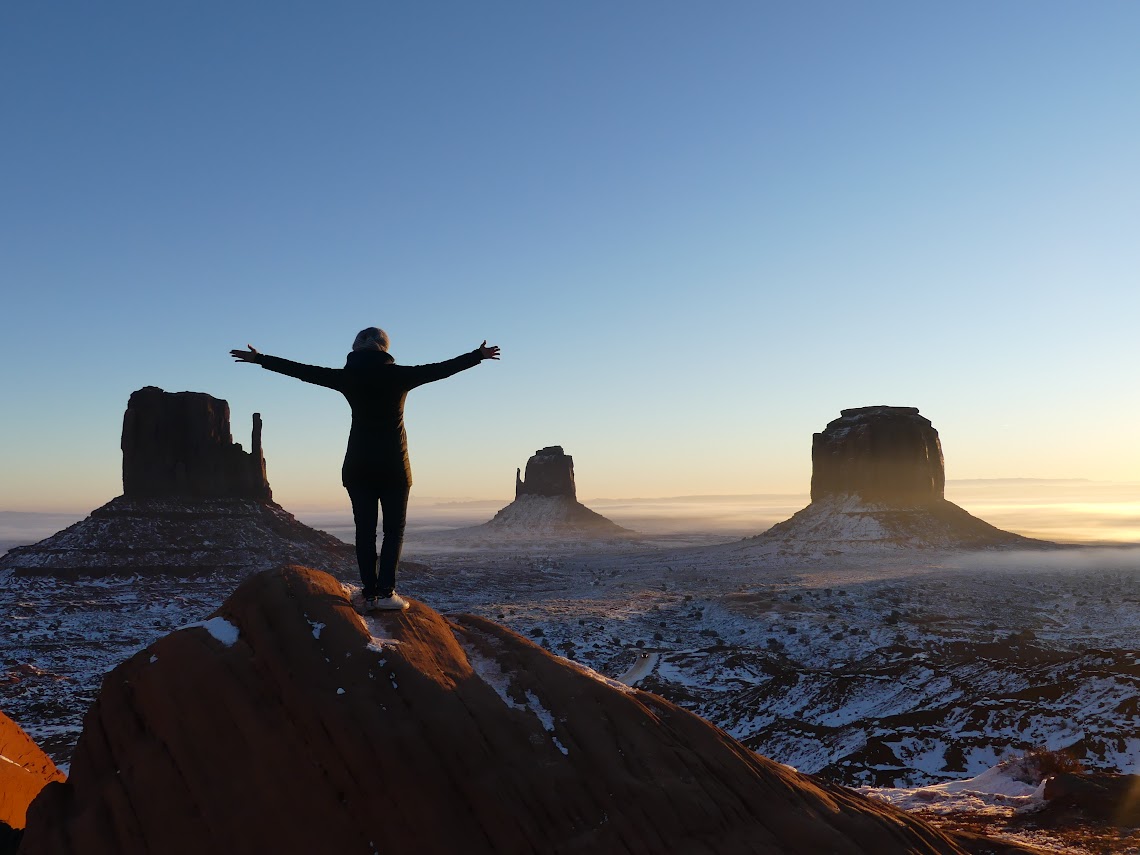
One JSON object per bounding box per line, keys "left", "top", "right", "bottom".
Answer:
{"left": 811, "top": 407, "right": 944, "bottom": 504}
{"left": 480, "top": 446, "right": 629, "bottom": 538}
{"left": 0, "top": 709, "right": 65, "bottom": 830}
{"left": 515, "top": 446, "right": 576, "bottom": 499}
{"left": 21, "top": 565, "right": 980, "bottom": 855}
{"left": 0, "top": 387, "right": 352, "bottom": 577}
{"left": 122, "top": 386, "right": 271, "bottom": 500}
{"left": 757, "top": 407, "right": 1050, "bottom": 550}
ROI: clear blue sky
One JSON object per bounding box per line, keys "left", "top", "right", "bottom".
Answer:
{"left": 3, "top": 2, "right": 1139, "bottom": 512}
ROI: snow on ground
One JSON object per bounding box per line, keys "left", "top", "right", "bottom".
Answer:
{"left": 395, "top": 539, "right": 1140, "bottom": 788}
{"left": 5, "top": 532, "right": 1140, "bottom": 853}
{"left": 616, "top": 652, "right": 659, "bottom": 685}
{"left": 859, "top": 760, "right": 1046, "bottom": 817}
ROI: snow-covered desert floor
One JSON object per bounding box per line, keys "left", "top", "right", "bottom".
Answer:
{"left": 5, "top": 529, "right": 1140, "bottom": 853}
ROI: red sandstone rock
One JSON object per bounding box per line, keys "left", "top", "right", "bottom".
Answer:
{"left": 0, "top": 709, "right": 65, "bottom": 828}
{"left": 21, "top": 565, "right": 987, "bottom": 854}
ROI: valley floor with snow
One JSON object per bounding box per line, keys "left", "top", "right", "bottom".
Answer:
{"left": 5, "top": 533, "right": 1140, "bottom": 853}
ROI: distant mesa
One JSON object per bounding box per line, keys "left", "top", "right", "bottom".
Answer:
{"left": 810, "top": 406, "right": 944, "bottom": 504}
{"left": 483, "top": 446, "right": 631, "bottom": 537}
{"left": 0, "top": 387, "right": 353, "bottom": 578}
{"left": 19, "top": 564, "right": 983, "bottom": 854}
{"left": 122, "top": 386, "right": 272, "bottom": 501}
{"left": 514, "top": 445, "right": 578, "bottom": 499}
{"left": 758, "top": 406, "right": 1052, "bottom": 550}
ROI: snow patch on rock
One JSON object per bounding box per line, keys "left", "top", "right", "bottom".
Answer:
{"left": 458, "top": 633, "right": 571, "bottom": 754}
{"left": 179, "top": 616, "right": 239, "bottom": 646}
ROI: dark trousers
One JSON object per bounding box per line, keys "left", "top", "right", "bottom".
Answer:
{"left": 347, "top": 484, "right": 410, "bottom": 597}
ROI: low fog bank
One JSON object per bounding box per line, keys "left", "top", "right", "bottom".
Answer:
{"left": 299, "top": 495, "right": 806, "bottom": 545}
{"left": 946, "top": 479, "right": 1140, "bottom": 544}
{"left": 386, "top": 482, "right": 1140, "bottom": 543}
{"left": 0, "top": 511, "right": 85, "bottom": 557}
{"left": 948, "top": 546, "right": 1140, "bottom": 572}
{"left": 584, "top": 494, "right": 806, "bottom": 535}
{"left": 1, "top": 481, "right": 1136, "bottom": 555}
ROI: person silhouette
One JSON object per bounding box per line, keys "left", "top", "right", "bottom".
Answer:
{"left": 232, "top": 328, "right": 500, "bottom": 610}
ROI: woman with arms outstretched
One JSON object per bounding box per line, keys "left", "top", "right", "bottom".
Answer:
{"left": 232, "top": 328, "right": 500, "bottom": 611}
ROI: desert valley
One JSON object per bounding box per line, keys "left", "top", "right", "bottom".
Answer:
{"left": 3, "top": 390, "right": 1140, "bottom": 853}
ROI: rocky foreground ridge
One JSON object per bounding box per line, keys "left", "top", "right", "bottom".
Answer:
{"left": 0, "top": 710, "right": 64, "bottom": 833}
{"left": 18, "top": 565, "right": 1020, "bottom": 855}
{"left": 757, "top": 407, "right": 1051, "bottom": 550}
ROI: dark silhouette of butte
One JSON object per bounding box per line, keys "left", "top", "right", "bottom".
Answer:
{"left": 482, "top": 446, "right": 630, "bottom": 536}
{"left": 758, "top": 406, "right": 1052, "bottom": 549}
{"left": 514, "top": 444, "right": 578, "bottom": 498}
{"left": 0, "top": 387, "right": 353, "bottom": 577}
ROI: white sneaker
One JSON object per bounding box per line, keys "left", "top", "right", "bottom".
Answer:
{"left": 373, "top": 592, "right": 410, "bottom": 611}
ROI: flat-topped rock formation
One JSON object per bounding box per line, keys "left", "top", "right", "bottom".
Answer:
{"left": 122, "top": 386, "right": 271, "bottom": 501}
{"left": 485, "top": 447, "right": 631, "bottom": 538}
{"left": 514, "top": 445, "right": 577, "bottom": 498}
{"left": 756, "top": 407, "right": 1051, "bottom": 551}
{"left": 21, "top": 565, "right": 994, "bottom": 854}
{"left": 812, "top": 407, "right": 945, "bottom": 504}
{"left": 0, "top": 388, "right": 353, "bottom": 578}
{"left": 410, "top": 447, "right": 632, "bottom": 547}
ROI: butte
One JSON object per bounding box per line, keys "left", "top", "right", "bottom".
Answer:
{"left": 754, "top": 406, "right": 1054, "bottom": 550}
{"left": 414, "top": 446, "right": 632, "bottom": 547}
{"left": 0, "top": 386, "right": 354, "bottom": 578}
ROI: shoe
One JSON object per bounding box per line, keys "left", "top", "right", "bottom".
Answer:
{"left": 360, "top": 595, "right": 380, "bottom": 612}
{"left": 373, "top": 592, "right": 410, "bottom": 611}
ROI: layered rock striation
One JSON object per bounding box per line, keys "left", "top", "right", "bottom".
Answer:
{"left": 22, "top": 565, "right": 992, "bottom": 854}
{"left": 0, "top": 388, "right": 353, "bottom": 577}
{"left": 758, "top": 406, "right": 1050, "bottom": 550}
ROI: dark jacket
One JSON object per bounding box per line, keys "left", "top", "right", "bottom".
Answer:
{"left": 257, "top": 348, "right": 482, "bottom": 488}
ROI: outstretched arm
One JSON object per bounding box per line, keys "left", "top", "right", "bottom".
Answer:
{"left": 230, "top": 345, "right": 343, "bottom": 391}
{"left": 400, "top": 341, "right": 501, "bottom": 389}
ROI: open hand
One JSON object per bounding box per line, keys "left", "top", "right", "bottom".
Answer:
{"left": 230, "top": 345, "right": 260, "bottom": 363}
{"left": 479, "top": 341, "right": 500, "bottom": 360}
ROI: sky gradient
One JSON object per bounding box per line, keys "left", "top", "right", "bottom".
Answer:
{"left": 3, "top": 2, "right": 1139, "bottom": 521}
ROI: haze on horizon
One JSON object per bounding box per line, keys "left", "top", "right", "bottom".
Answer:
{"left": 2, "top": 3, "right": 1138, "bottom": 543}
{"left": 5, "top": 479, "right": 1140, "bottom": 549}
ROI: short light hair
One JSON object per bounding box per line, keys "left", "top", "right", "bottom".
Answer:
{"left": 352, "top": 327, "right": 390, "bottom": 352}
